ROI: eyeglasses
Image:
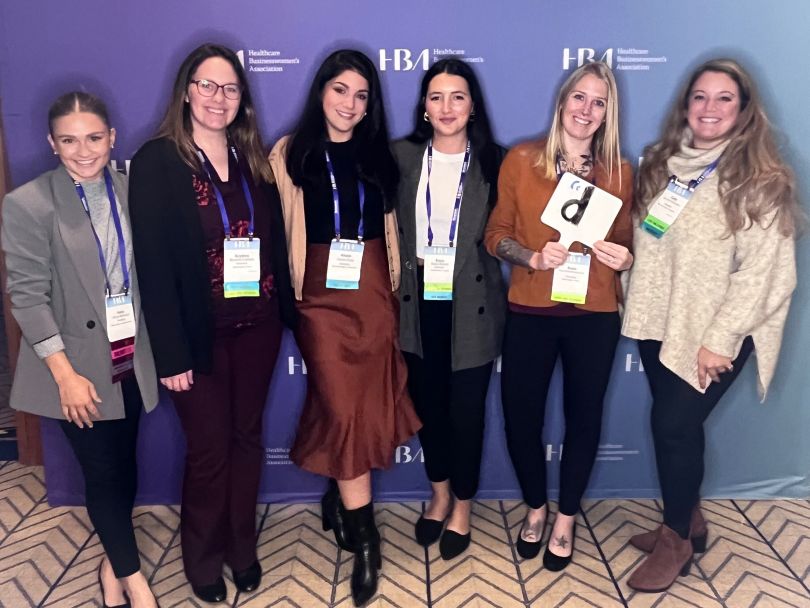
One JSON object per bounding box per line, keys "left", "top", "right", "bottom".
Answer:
{"left": 190, "top": 79, "right": 243, "bottom": 100}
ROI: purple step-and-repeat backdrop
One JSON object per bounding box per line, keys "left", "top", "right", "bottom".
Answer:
{"left": 1, "top": 1, "right": 808, "bottom": 504}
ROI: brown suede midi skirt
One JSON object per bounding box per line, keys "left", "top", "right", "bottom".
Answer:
{"left": 291, "top": 238, "right": 421, "bottom": 479}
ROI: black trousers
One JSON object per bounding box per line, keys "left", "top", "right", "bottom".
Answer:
{"left": 501, "top": 311, "right": 620, "bottom": 515}
{"left": 638, "top": 337, "right": 754, "bottom": 538}
{"left": 60, "top": 376, "right": 143, "bottom": 578}
{"left": 403, "top": 272, "right": 494, "bottom": 501}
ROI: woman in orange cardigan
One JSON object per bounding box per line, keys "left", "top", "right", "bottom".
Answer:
{"left": 485, "top": 62, "right": 633, "bottom": 570}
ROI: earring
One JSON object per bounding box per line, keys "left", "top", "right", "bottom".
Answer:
{"left": 53, "top": 150, "right": 58, "bottom": 155}
{"left": 111, "top": 144, "right": 115, "bottom": 149}
{"left": 423, "top": 111, "right": 430, "bottom": 122}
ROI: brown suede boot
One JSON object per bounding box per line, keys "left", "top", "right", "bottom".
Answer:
{"left": 627, "top": 524, "right": 693, "bottom": 592}
{"left": 629, "top": 506, "right": 708, "bottom": 554}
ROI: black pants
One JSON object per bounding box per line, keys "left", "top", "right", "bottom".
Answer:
{"left": 501, "top": 311, "right": 620, "bottom": 515}
{"left": 403, "top": 272, "right": 494, "bottom": 500}
{"left": 60, "top": 376, "right": 143, "bottom": 578}
{"left": 638, "top": 337, "right": 754, "bottom": 538}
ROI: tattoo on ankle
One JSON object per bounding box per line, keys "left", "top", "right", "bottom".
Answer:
{"left": 554, "top": 535, "right": 568, "bottom": 549}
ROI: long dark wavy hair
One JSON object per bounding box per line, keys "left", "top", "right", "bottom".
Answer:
{"left": 155, "top": 43, "right": 273, "bottom": 183}
{"left": 406, "top": 58, "right": 503, "bottom": 206}
{"left": 635, "top": 58, "right": 801, "bottom": 236}
{"left": 285, "top": 49, "right": 398, "bottom": 210}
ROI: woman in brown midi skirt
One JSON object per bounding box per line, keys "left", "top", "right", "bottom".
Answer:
{"left": 268, "top": 49, "right": 420, "bottom": 607}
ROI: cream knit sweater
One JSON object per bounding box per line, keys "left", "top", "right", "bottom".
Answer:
{"left": 622, "top": 139, "right": 796, "bottom": 399}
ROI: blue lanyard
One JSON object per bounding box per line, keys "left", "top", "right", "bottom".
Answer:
{"left": 426, "top": 140, "right": 471, "bottom": 247}
{"left": 325, "top": 150, "right": 365, "bottom": 241}
{"left": 73, "top": 167, "right": 129, "bottom": 295}
{"left": 197, "top": 146, "right": 256, "bottom": 238}
{"left": 676, "top": 157, "right": 720, "bottom": 190}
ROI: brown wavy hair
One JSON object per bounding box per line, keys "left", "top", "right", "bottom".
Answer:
{"left": 155, "top": 43, "right": 273, "bottom": 183}
{"left": 635, "top": 58, "right": 801, "bottom": 236}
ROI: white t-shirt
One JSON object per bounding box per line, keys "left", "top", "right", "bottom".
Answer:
{"left": 414, "top": 148, "right": 466, "bottom": 259}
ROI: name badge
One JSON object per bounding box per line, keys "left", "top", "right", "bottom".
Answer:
{"left": 423, "top": 246, "right": 456, "bottom": 300}
{"left": 224, "top": 238, "right": 261, "bottom": 298}
{"left": 642, "top": 180, "right": 693, "bottom": 238}
{"left": 106, "top": 293, "right": 136, "bottom": 382}
{"left": 550, "top": 253, "right": 591, "bottom": 304}
{"left": 326, "top": 239, "right": 364, "bottom": 289}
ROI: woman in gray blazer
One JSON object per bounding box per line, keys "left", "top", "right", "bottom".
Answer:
{"left": 394, "top": 59, "right": 507, "bottom": 560}
{"left": 1, "top": 92, "right": 159, "bottom": 608}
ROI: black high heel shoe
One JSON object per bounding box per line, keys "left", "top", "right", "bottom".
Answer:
{"left": 543, "top": 522, "right": 576, "bottom": 571}
{"left": 322, "top": 478, "right": 354, "bottom": 552}
{"left": 190, "top": 576, "right": 227, "bottom": 603}
{"left": 97, "top": 559, "right": 130, "bottom": 608}
{"left": 232, "top": 560, "right": 261, "bottom": 593}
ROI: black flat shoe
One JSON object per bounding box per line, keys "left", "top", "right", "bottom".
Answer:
{"left": 97, "top": 559, "right": 130, "bottom": 608}
{"left": 543, "top": 523, "right": 576, "bottom": 572}
{"left": 414, "top": 516, "right": 444, "bottom": 546}
{"left": 232, "top": 560, "right": 261, "bottom": 593}
{"left": 515, "top": 514, "right": 546, "bottom": 560}
{"left": 322, "top": 478, "right": 354, "bottom": 552}
{"left": 191, "top": 576, "right": 227, "bottom": 603}
{"left": 439, "top": 529, "right": 471, "bottom": 560}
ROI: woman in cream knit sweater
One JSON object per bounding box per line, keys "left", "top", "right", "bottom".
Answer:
{"left": 622, "top": 58, "right": 801, "bottom": 593}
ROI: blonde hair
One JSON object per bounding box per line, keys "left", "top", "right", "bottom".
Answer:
{"left": 535, "top": 62, "right": 622, "bottom": 184}
{"left": 635, "top": 58, "right": 801, "bottom": 236}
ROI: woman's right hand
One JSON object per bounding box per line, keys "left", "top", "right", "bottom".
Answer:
{"left": 160, "top": 370, "right": 194, "bottom": 392}
{"left": 529, "top": 241, "right": 569, "bottom": 271}
{"left": 58, "top": 372, "right": 102, "bottom": 428}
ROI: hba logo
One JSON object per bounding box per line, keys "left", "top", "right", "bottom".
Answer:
{"left": 394, "top": 445, "right": 425, "bottom": 463}
{"left": 236, "top": 50, "right": 245, "bottom": 67}
{"left": 287, "top": 356, "right": 307, "bottom": 375}
{"left": 562, "top": 48, "right": 614, "bottom": 69}
{"left": 379, "top": 49, "right": 430, "bottom": 71}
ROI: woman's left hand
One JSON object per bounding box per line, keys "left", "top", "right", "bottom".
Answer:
{"left": 592, "top": 240, "right": 633, "bottom": 271}
{"left": 697, "top": 346, "right": 734, "bottom": 389}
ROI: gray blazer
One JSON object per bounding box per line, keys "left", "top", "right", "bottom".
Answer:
{"left": 393, "top": 139, "right": 507, "bottom": 371}
{"left": 1, "top": 165, "right": 159, "bottom": 420}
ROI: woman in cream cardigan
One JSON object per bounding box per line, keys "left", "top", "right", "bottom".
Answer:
{"left": 622, "top": 58, "right": 800, "bottom": 593}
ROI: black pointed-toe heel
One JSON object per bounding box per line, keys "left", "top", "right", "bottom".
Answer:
{"left": 439, "top": 529, "right": 471, "bottom": 560}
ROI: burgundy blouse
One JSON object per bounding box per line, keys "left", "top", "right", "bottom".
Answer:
{"left": 194, "top": 151, "right": 277, "bottom": 329}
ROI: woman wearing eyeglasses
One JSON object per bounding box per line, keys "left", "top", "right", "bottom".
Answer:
{"left": 129, "top": 43, "right": 296, "bottom": 604}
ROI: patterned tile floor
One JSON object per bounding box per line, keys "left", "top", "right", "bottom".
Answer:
{"left": 0, "top": 461, "right": 807, "bottom": 607}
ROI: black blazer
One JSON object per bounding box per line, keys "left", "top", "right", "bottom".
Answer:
{"left": 128, "top": 137, "right": 296, "bottom": 377}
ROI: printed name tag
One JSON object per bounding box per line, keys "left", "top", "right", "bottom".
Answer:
{"left": 106, "top": 293, "right": 136, "bottom": 382}
{"left": 643, "top": 180, "right": 693, "bottom": 238}
{"left": 224, "top": 238, "right": 261, "bottom": 298}
{"left": 423, "top": 246, "right": 456, "bottom": 300}
{"left": 326, "top": 239, "right": 364, "bottom": 289}
{"left": 550, "top": 253, "right": 591, "bottom": 304}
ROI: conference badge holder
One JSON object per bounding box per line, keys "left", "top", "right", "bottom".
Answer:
{"left": 642, "top": 179, "right": 692, "bottom": 238}
{"left": 550, "top": 253, "right": 591, "bottom": 304}
{"left": 423, "top": 246, "right": 456, "bottom": 300}
{"left": 642, "top": 159, "right": 720, "bottom": 238}
{"left": 106, "top": 293, "right": 136, "bottom": 382}
{"left": 223, "top": 237, "right": 261, "bottom": 298}
{"left": 326, "top": 239, "right": 365, "bottom": 289}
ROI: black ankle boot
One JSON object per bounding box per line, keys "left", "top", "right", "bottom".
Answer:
{"left": 344, "top": 502, "right": 381, "bottom": 607}
{"left": 321, "top": 478, "right": 354, "bottom": 552}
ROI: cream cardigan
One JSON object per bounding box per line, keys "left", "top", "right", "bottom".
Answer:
{"left": 268, "top": 136, "right": 401, "bottom": 300}
{"left": 622, "top": 139, "right": 796, "bottom": 399}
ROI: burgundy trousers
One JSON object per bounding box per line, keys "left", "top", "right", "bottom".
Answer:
{"left": 171, "top": 316, "right": 282, "bottom": 586}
